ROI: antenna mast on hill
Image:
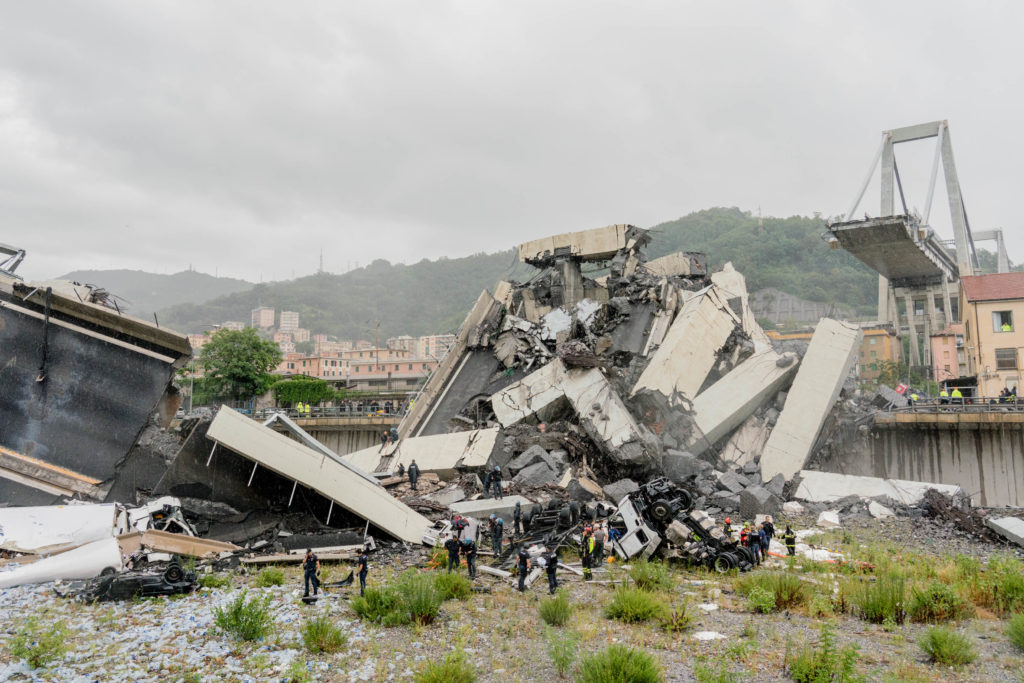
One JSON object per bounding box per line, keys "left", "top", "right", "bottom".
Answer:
{"left": 318, "top": 250, "right": 324, "bottom": 274}
{"left": 757, "top": 206, "right": 765, "bottom": 235}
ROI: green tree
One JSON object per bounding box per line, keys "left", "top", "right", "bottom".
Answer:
{"left": 199, "top": 328, "right": 283, "bottom": 401}
{"left": 271, "top": 376, "right": 335, "bottom": 405}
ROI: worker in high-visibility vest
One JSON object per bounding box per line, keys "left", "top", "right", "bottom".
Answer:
{"left": 939, "top": 388, "right": 949, "bottom": 405}
{"left": 950, "top": 387, "right": 963, "bottom": 406}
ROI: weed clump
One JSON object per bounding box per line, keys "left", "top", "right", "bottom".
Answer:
{"left": 433, "top": 571, "right": 472, "bottom": 601}
{"left": 908, "top": 581, "right": 971, "bottom": 623}
{"left": 256, "top": 566, "right": 286, "bottom": 587}
{"left": 659, "top": 600, "right": 694, "bottom": 634}
{"left": 604, "top": 586, "right": 666, "bottom": 624}
{"left": 213, "top": 591, "right": 274, "bottom": 641}
{"left": 745, "top": 586, "right": 776, "bottom": 614}
{"left": 853, "top": 571, "right": 906, "bottom": 625}
{"left": 629, "top": 559, "right": 674, "bottom": 592}
{"left": 1006, "top": 613, "right": 1024, "bottom": 652}
{"left": 539, "top": 590, "right": 572, "bottom": 626}
{"left": 301, "top": 614, "right": 347, "bottom": 654}
{"left": 917, "top": 626, "right": 977, "bottom": 667}
{"left": 414, "top": 649, "right": 476, "bottom": 683}
{"left": 198, "top": 573, "right": 231, "bottom": 589}
{"left": 785, "top": 623, "right": 861, "bottom": 683}
{"left": 351, "top": 570, "right": 442, "bottom": 627}
{"left": 693, "top": 661, "right": 741, "bottom": 683}
{"left": 351, "top": 586, "right": 401, "bottom": 624}
{"left": 576, "top": 644, "right": 663, "bottom": 683}
{"left": 544, "top": 626, "right": 580, "bottom": 678}
{"left": 9, "top": 617, "right": 68, "bottom": 669}
{"left": 735, "top": 571, "right": 809, "bottom": 612}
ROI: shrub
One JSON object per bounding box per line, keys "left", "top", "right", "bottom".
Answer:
{"left": 351, "top": 586, "right": 401, "bottom": 624}
{"left": 9, "top": 617, "right": 68, "bottom": 669}
{"left": 853, "top": 572, "right": 906, "bottom": 625}
{"left": 539, "top": 590, "right": 572, "bottom": 627}
{"left": 629, "top": 559, "right": 673, "bottom": 592}
{"left": 604, "top": 587, "right": 666, "bottom": 623}
{"left": 301, "top": 615, "right": 347, "bottom": 654}
{"left": 958, "top": 553, "right": 1024, "bottom": 616}
{"left": 213, "top": 591, "right": 274, "bottom": 641}
{"left": 544, "top": 626, "right": 579, "bottom": 677}
{"left": 286, "top": 658, "right": 313, "bottom": 683}
{"left": 396, "top": 572, "right": 443, "bottom": 626}
{"left": 745, "top": 587, "right": 776, "bottom": 614}
{"left": 414, "top": 649, "right": 476, "bottom": 683}
{"left": 256, "top": 566, "right": 286, "bottom": 587}
{"left": 433, "top": 572, "right": 472, "bottom": 601}
{"left": 659, "top": 600, "right": 694, "bottom": 634}
{"left": 808, "top": 593, "right": 834, "bottom": 618}
{"left": 908, "top": 582, "right": 972, "bottom": 623}
{"left": 734, "top": 571, "right": 808, "bottom": 612}
{"left": 785, "top": 623, "right": 861, "bottom": 683}
{"left": 576, "top": 644, "right": 663, "bottom": 683}
{"left": 1006, "top": 613, "right": 1024, "bottom": 652}
{"left": 917, "top": 626, "right": 976, "bottom": 667}
{"left": 199, "top": 573, "right": 231, "bottom": 589}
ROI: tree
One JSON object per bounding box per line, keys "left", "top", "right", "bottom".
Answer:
{"left": 271, "top": 376, "right": 335, "bottom": 406}
{"left": 199, "top": 328, "right": 283, "bottom": 401}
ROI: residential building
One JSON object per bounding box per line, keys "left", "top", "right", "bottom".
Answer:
{"left": 222, "top": 321, "right": 246, "bottom": 331}
{"left": 315, "top": 339, "right": 353, "bottom": 355}
{"left": 418, "top": 333, "right": 456, "bottom": 360}
{"left": 312, "top": 333, "right": 328, "bottom": 344}
{"left": 292, "top": 328, "right": 311, "bottom": 343}
{"left": 961, "top": 272, "right": 1024, "bottom": 396}
{"left": 355, "top": 339, "right": 374, "bottom": 350}
{"left": 279, "top": 311, "right": 300, "bottom": 332}
{"left": 387, "top": 335, "right": 417, "bottom": 353}
{"left": 273, "top": 331, "right": 293, "bottom": 344}
{"left": 854, "top": 325, "right": 900, "bottom": 382}
{"left": 186, "top": 333, "right": 210, "bottom": 350}
{"left": 251, "top": 307, "right": 275, "bottom": 329}
{"left": 278, "top": 340, "right": 295, "bottom": 355}
{"left": 930, "top": 324, "right": 967, "bottom": 383}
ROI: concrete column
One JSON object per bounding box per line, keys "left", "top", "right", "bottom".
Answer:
{"left": 942, "top": 279, "right": 955, "bottom": 325}
{"left": 878, "top": 275, "right": 889, "bottom": 323}
{"left": 559, "top": 260, "right": 584, "bottom": 308}
{"left": 904, "top": 293, "right": 921, "bottom": 366}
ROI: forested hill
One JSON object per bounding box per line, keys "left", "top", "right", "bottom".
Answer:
{"left": 158, "top": 207, "right": 888, "bottom": 337}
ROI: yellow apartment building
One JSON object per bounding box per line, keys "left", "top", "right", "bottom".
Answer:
{"left": 960, "top": 272, "right": 1024, "bottom": 396}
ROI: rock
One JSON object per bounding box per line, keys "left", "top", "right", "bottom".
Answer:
{"left": 764, "top": 473, "right": 786, "bottom": 498}
{"left": 741, "top": 461, "right": 759, "bottom": 476}
{"left": 506, "top": 445, "right": 556, "bottom": 474}
{"left": 717, "top": 471, "right": 746, "bottom": 494}
{"left": 816, "top": 510, "right": 841, "bottom": 528}
{"left": 547, "top": 450, "right": 570, "bottom": 470}
{"left": 833, "top": 494, "right": 862, "bottom": 512}
{"left": 710, "top": 491, "right": 740, "bottom": 510}
{"left": 424, "top": 487, "right": 466, "bottom": 507}
{"left": 602, "top": 478, "right": 640, "bottom": 504}
{"left": 512, "top": 461, "right": 559, "bottom": 488}
{"left": 739, "top": 486, "right": 781, "bottom": 519}
{"left": 566, "top": 476, "right": 604, "bottom": 502}
{"left": 868, "top": 501, "right": 895, "bottom": 520}
{"left": 782, "top": 501, "right": 805, "bottom": 515}
{"left": 662, "top": 432, "right": 679, "bottom": 449}
{"left": 663, "top": 450, "right": 707, "bottom": 484}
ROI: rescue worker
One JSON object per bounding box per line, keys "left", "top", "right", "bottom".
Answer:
{"left": 487, "top": 514, "right": 497, "bottom": 549}
{"left": 513, "top": 501, "right": 523, "bottom": 535}
{"left": 490, "top": 466, "right": 503, "bottom": 499}
{"left": 452, "top": 514, "right": 468, "bottom": 540}
{"left": 517, "top": 546, "right": 531, "bottom": 592}
{"left": 723, "top": 517, "right": 734, "bottom": 538}
{"left": 304, "top": 403, "right": 312, "bottom": 417}
{"left": 444, "top": 535, "right": 461, "bottom": 574}
{"left": 908, "top": 391, "right": 919, "bottom": 409}
{"left": 593, "top": 523, "right": 606, "bottom": 564}
{"left": 302, "top": 548, "right": 320, "bottom": 598}
{"left": 758, "top": 524, "right": 769, "bottom": 563}
{"left": 408, "top": 459, "right": 420, "bottom": 490}
{"left": 379, "top": 430, "right": 389, "bottom": 453}
{"left": 482, "top": 469, "right": 492, "bottom": 499}
{"left": 493, "top": 517, "right": 504, "bottom": 553}
{"left": 545, "top": 547, "right": 559, "bottom": 594}
{"left": 582, "top": 530, "right": 596, "bottom": 581}
{"left": 951, "top": 387, "right": 963, "bottom": 406}
{"left": 356, "top": 546, "right": 369, "bottom": 596}
{"left": 389, "top": 426, "right": 399, "bottom": 445}
{"left": 397, "top": 462, "right": 405, "bottom": 478}
{"left": 939, "top": 387, "right": 949, "bottom": 405}
{"left": 782, "top": 525, "right": 797, "bottom": 556}
{"left": 739, "top": 523, "right": 750, "bottom": 547}
{"left": 295, "top": 401, "right": 304, "bottom": 417}
{"left": 748, "top": 525, "right": 762, "bottom": 566}
{"left": 763, "top": 517, "right": 776, "bottom": 548}
{"left": 461, "top": 537, "right": 477, "bottom": 579}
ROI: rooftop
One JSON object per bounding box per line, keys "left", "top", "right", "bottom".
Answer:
{"left": 961, "top": 272, "right": 1024, "bottom": 302}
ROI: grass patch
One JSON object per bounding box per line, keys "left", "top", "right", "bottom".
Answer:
{"left": 785, "top": 623, "right": 862, "bottom": 683}
{"left": 9, "top": 617, "right": 68, "bottom": 669}
{"left": 576, "top": 644, "right": 663, "bottom": 683}
{"left": 852, "top": 571, "right": 906, "bottom": 625}
{"left": 544, "top": 626, "right": 579, "bottom": 678}
{"left": 350, "top": 570, "right": 442, "bottom": 627}
{"left": 604, "top": 586, "right": 666, "bottom": 624}
{"left": 659, "top": 600, "right": 694, "bottom": 634}
{"left": 1008, "top": 613, "right": 1024, "bottom": 652}
{"left": 256, "top": 566, "right": 286, "bottom": 587}
{"left": 917, "top": 626, "right": 976, "bottom": 667}
{"left": 433, "top": 571, "right": 472, "bottom": 601}
{"left": 746, "top": 587, "right": 775, "bottom": 614}
{"left": 198, "top": 573, "right": 231, "bottom": 589}
{"left": 629, "top": 559, "right": 674, "bottom": 592}
{"left": 539, "top": 590, "right": 572, "bottom": 627}
{"left": 301, "top": 614, "right": 347, "bottom": 654}
{"left": 908, "top": 581, "right": 972, "bottom": 623}
{"left": 734, "top": 571, "right": 809, "bottom": 612}
{"left": 694, "top": 661, "right": 741, "bottom": 683}
{"left": 351, "top": 586, "right": 401, "bottom": 624}
{"left": 414, "top": 649, "right": 476, "bottom": 683}
{"left": 213, "top": 591, "right": 273, "bottom": 641}
{"left": 285, "top": 658, "right": 313, "bottom": 683}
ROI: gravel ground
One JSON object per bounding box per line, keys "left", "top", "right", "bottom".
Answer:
{"left": 1, "top": 517, "right": 1022, "bottom": 682}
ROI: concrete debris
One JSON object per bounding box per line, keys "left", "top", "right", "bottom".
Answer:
{"left": 816, "top": 511, "right": 841, "bottom": 528}
{"left": 716, "top": 471, "right": 747, "bottom": 495}
{"left": 602, "top": 478, "right": 640, "bottom": 504}
{"left": 448, "top": 496, "right": 533, "bottom": 521}
{"left": 795, "top": 470, "right": 964, "bottom": 506}
{"left": 868, "top": 501, "right": 895, "bottom": 520}
{"left": 739, "top": 486, "right": 781, "bottom": 519}
{"left": 0, "top": 538, "right": 123, "bottom": 589}
{"left": 564, "top": 476, "right": 604, "bottom": 502}
{"left": 506, "top": 445, "right": 559, "bottom": 474}
{"left": 985, "top": 517, "right": 1024, "bottom": 548}
{"left": 661, "top": 450, "right": 710, "bottom": 484}
{"left": 782, "top": 501, "right": 806, "bottom": 515}
{"left": 512, "top": 461, "right": 560, "bottom": 488}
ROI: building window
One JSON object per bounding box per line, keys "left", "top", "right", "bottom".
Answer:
{"left": 869, "top": 338, "right": 876, "bottom": 345}
{"left": 408, "top": 364, "right": 413, "bottom": 370}
{"left": 995, "top": 348, "right": 1018, "bottom": 370}
{"left": 870, "top": 363, "right": 877, "bottom": 371}
{"left": 870, "top": 351, "right": 876, "bottom": 358}
{"left": 944, "top": 364, "right": 950, "bottom": 372}
{"left": 860, "top": 364, "right": 866, "bottom": 372}
{"left": 994, "top": 311, "right": 1014, "bottom": 332}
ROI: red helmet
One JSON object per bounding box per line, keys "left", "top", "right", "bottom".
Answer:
{"left": 725, "top": 517, "right": 731, "bottom": 524}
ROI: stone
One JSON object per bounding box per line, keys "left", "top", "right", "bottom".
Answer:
{"left": 782, "top": 501, "right": 805, "bottom": 515}
{"left": 868, "top": 501, "right": 895, "bottom": 520}
{"left": 602, "top": 478, "right": 640, "bottom": 504}
{"left": 710, "top": 491, "right": 740, "bottom": 510}
{"left": 423, "top": 487, "right": 466, "bottom": 507}
{"left": 547, "top": 449, "right": 570, "bottom": 470}
{"left": 512, "top": 461, "right": 559, "bottom": 488}
{"left": 764, "top": 473, "right": 786, "bottom": 498}
{"left": 565, "top": 476, "right": 604, "bottom": 502}
{"left": 506, "top": 445, "right": 555, "bottom": 474}
{"left": 816, "top": 510, "right": 840, "bottom": 528}
{"left": 663, "top": 450, "right": 707, "bottom": 484}
{"left": 662, "top": 432, "right": 679, "bottom": 449}
{"left": 739, "top": 486, "right": 780, "bottom": 519}
{"left": 985, "top": 517, "right": 1024, "bottom": 547}
{"left": 717, "top": 471, "right": 746, "bottom": 494}
{"left": 741, "top": 461, "right": 759, "bottom": 476}
{"left": 774, "top": 391, "right": 788, "bottom": 411}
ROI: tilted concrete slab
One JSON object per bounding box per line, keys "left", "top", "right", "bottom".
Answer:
{"left": 719, "top": 415, "right": 771, "bottom": 468}
{"left": 631, "top": 286, "right": 740, "bottom": 402}
{"left": 760, "top": 319, "right": 862, "bottom": 482}
{"left": 448, "top": 495, "right": 534, "bottom": 520}
{"left": 518, "top": 224, "right": 643, "bottom": 265}
{"left": 644, "top": 251, "right": 706, "bottom": 278}
{"left": 985, "top": 517, "right": 1024, "bottom": 547}
{"left": 794, "top": 470, "right": 962, "bottom": 505}
{"left": 711, "top": 262, "right": 771, "bottom": 348}
{"left": 687, "top": 350, "right": 798, "bottom": 455}
{"left": 344, "top": 428, "right": 500, "bottom": 475}
{"left": 208, "top": 408, "right": 431, "bottom": 544}
{"left": 0, "top": 538, "right": 122, "bottom": 588}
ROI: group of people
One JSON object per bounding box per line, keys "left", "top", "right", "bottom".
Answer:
{"left": 302, "top": 546, "right": 370, "bottom": 599}
{"left": 517, "top": 544, "right": 560, "bottom": 594}
{"left": 379, "top": 426, "right": 400, "bottom": 452}
{"left": 580, "top": 523, "right": 609, "bottom": 580}
{"left": 293, "top": 402, "right": 313, "bottom": 417}
{"left": 722, "top": 517, "right": 797, "bottom": 563}
{"left": 482, "top": 466, "right": 503, "bottom": 499}
{"left": 398, "top": 459, "right": 420, "bottom": 490}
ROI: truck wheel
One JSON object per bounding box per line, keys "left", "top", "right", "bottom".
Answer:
{"left": 532, "top": 504, "right": 543, "bottom": 518}
{"left": 547, "top": 499, "right": 561, "bottom": 511}
{"left": 736, "top": 547, "right": 755, "bottom": 566}
{"left": 712, "top": 553, "right": 735, "bottom": 573}
{"left": 569, "top": 501, "right": 581, "bottom": 524}
{"left": 677, "top": 489, "right": 693, "bottom": 512}
{"left": 650, "top": 498, "right": 674, "bottom": 522}
{"left": 557, "top": 506, "right": 573, "bottom": 528}
{"left": 164, "top": 564, "right": 185, "bottom": 583}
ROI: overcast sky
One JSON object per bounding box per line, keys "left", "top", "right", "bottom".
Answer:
{"left": 2, "top": 1, "right": 1021, "bottom": 282}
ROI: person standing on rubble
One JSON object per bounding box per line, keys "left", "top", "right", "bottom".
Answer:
{"left": 517, "top": 546, "right": 531, "bottom": 592}
{"left": 593, "top": 523, "right": 606, "bottom": 564}
{"left": 482, "top": 469, "right": 493, "bottom": 499}
{"left": 513, "top": 501, "right": 523, "bottom": 535}
{"left": 582, "top": 528, "right": 596, "bottom": 581}
{"left": 757, "top": 524, "right": 769, "bottom": 562}
{"left": 782, "top": 525, "right": 797, "bottom": 556}
{"left": 389, "top": 426, "right": 399, "bottom": 446}
{"left": 748, "top": 524, "right": 763, "bottom": 566}
{"left": 490, "top": 466, "right": 503, "bottom": 499}
{"left": 408, "top": 459, "right": 420, "bottom": 490}
{"left": 461, "top": 537, "right": 477, "bottom": 579}
{"left": 493, "top": 517, "right": 504, "bottom": 554}
{"left": 302, "top": 548, "right": 320, "bottom": 599}
{"left": 763, "top": 517, "right": 776, "bottom": 548}
{"left": 379, "top": 430, "right": 389, "bottom": 453}
{"left": 545, "top": 547, "right": 559, "bottom": 594}
{"left": 397, "top": 462, "right": 405, "bottom": 478}
{"left": 444, "top": 535, "right": 461, "bottom": 574}
{"left": 356, "top": 546, "right": 369, "bottom": 596}
{"left": 723, "top": 517, "right": 734, "bottom": 539}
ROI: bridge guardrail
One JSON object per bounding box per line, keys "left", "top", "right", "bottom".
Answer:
{"left": 888, "top": 396, "right": 1023, "bottom": 414}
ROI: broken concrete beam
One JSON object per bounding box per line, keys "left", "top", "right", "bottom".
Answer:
{"left": 760, "top": 319, "right": 863, "bottom": 483}
{"left": 719, "top": 414, "right": 770, "bottom": 469}
{"left": 632, "top": 286, "right": 740, "bottom": 403}
{"left": 602, "top": 478, "right": 640, "bottom": 504}
{"left": 512, "top": 461, "right": 560, "bottom": 488}
{"left": 794, "top": 470, "right": 963, "bottom": 506}
{"left": 491, "top": 361, "right": 571, "bottom": 426}
{"left": 710, "top": 262, "right": 771, "bottom": 347}
{"left": 985, "top": 517, "right": 1024, "bottom": 547}
{"left": 662, "top": 450, "right": 710, "bottom": 484}
{"left": 716, "top": 471, "right": 746, "bottom": 494}
{"left": 739, "top": 486, "right": 781, "bottom": 519}
{"left": 346, "top": 427, "right": 500, "bottom": 476}
{"left": 423, "top": 487, "right": 467, "bottom": 507}
{"left": 116, "top": 530, "right": 241, "bottom": 558}
{"left": 643, "top": 251, "right": 704, "bottom": 278}
{"left": 507, "top": 445, "right": 558, "bottom": 475}
{"left": 449, "top": 495, "right": 534, "bottom": 521}
{"left": 478, "top": 565, "right": 512, "bottom": 579}
{"left": 518, "top": 224, "right": 644, "bottom": 266}
{"left": 686, "top": 350, "right": 798, "bottom": 455}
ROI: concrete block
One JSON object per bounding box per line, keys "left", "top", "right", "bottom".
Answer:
{"left": 662, "top": 450, "right": 708, "bottom": 484}
{"left": 868, "top": 501, "right": 895, "bottom": 520}
{"left": 512, "top": 462, "right": 559, "bottom": 488}
{"left": 794, "top": 470, "right": 963, "bottom": 505}
{"left": 548, "top": 450, "right": 569, "bottom": 470}
{"left": 761, "top": 320, "right": 863, "bottom": 483}
{"left": 449, "top": 496, "right": 534, "bottom": 520}
{"left": 687, "top": 350, "right": 798, "bottom": 455}
{"left": 719, "top": 415, "right": 770, "bottom": 468}
{"left": 710, "top": 491, "right": 740, "bottom": 509}
{"left": 717, "top": 471, "right": 746, "bottom": 494}
{"left": 566, "top": 476, "right": 604, "bottom": 502}
{"left": 764, "top": 473, "right": 786, "bottom": 498}
{"left": 816, "top": 510, "right": 840, "bottom": 528}
{"left": 603, "top": 478, "right": 640, "bottom": 505}
{"left": 739, "top": 486, "right": 780, "bottom": 519}
{"left": 423, "top": 487, "right": 466, "bottom": 507}
{"left": 985, "top": 517, "right": 1024, "bottom": 547}
{"left": 711, "top": 262, "right": 772, "bottom": 347}
{"left": 507, "top": 445, "right": 556, "bottom": 474}
{"left": 782, "top": 501, "right": 805, "bottom": 515}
